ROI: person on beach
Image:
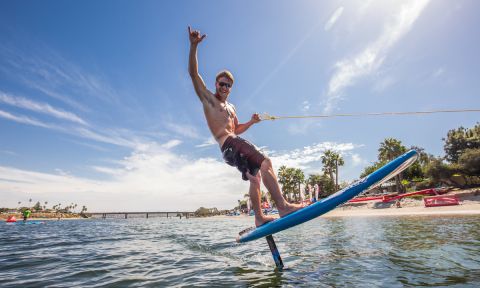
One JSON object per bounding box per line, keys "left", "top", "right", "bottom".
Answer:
{"left": 22, "top": 208, "right": 31, "bottom": 222}
{"left": 188, "top": 26, "right": 302, "bottom": 227}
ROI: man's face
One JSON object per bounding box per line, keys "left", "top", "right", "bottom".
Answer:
{"left": 215, "top": 76, "right": 233, "bottom": 99}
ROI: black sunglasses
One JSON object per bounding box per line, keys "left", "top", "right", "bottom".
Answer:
{"left": 218, "top": 81, "right": 232, "bottom": 88}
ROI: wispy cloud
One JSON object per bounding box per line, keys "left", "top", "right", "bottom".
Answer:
{"left": 1, "top": 45, "right": 119, "bottom": 106}
{"left": 165, "top": 122, "right": 201, "bottom": 139}
{"left": 324, "top": 0, "right": 430, "bottom": 112}
{"left": 0, "top": 91, "right": 88, "bottom": 125}
{"left": 196, "top": 137, "right": 217, "bottom": 148}
{"left": 324, "top": 6, "right": 344, "bottom": 31}
{"left": 0, "top": 150, "right": 17, "bottom": 156}
{"left": 0, "top": 109, "right": 57, "bottom": 129}
{"left": 432, "top": 67, "right": 445, "bottom": 78}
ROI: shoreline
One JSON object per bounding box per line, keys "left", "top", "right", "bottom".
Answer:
{"left": 218, "top": 188, "right": 480, "bottom": 219}
{"left": 324, "top": 189, "right": 480, "bottom": 217}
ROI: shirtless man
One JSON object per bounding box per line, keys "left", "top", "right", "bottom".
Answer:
{"left": 188, "top": 27, "right": 302, "bottom": 226}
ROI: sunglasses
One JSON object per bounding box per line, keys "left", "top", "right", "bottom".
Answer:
{"left": 218, "top": 82, "right": 232, "bottom": 88}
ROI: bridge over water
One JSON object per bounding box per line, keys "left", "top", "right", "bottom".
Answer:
{"left": 88, "top": 211, "right": 195, "bottom": 219}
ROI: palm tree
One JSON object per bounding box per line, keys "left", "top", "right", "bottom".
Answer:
{"left": 278, "top": 166, "right": 304, "bottom": 202}
{"left": 332, "top": 152, "right": 345, "bottom": 190}
{"left": 322, "top": 150, "right": 344, "bottom": 190}
{"left": 378, "top": 138, "right": 407, "bottom": 192}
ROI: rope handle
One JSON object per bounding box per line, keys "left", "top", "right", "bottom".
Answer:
{"left": 259, "top": 109, "right": 480, "bottom": 121}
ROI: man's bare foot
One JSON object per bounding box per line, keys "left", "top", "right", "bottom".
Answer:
{"left": 278, "top": 202, "right": 304, "bottom": 218}
{"left": 255, "top": 215, "right": 276, "bottom": 227}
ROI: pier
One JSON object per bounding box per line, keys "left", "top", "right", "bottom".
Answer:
{"left": 88, "top": 211, "right": 195, "bottom": 219}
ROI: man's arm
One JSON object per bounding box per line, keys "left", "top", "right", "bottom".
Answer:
{"left": 188, "top": 27, "right": 214, "bottom": 106}
{"left": 234, "top": 113, "right": 261, "bottom": 135}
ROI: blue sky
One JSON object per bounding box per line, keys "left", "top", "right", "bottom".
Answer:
{"left": 0, "top": 0, "right": 478, "bottom": 212}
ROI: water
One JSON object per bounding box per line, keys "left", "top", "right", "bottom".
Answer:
{"left": 1, "top": 215, "right": 479, "bottom": 287}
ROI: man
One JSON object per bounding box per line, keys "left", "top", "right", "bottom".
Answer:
{"left": 188, "top": 27, "right": 302, "bottom": 227}
{"left": 22, "top": 208, "right": 31, "bottom": 222}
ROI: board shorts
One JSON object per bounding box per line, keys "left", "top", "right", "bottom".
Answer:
{"left": 221, "top": 136, "right": 266, "bottom": 181}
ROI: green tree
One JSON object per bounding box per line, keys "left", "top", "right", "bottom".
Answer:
{"left": 378, "top": 138, "right": 407, "bottom": 193}
{"left": 458, "top": 148, "right": 480, "bottom": 176}
{"left": 321, "top": 150, "right": 345, "bottom": 190}
{"left": 278, "top": 166, "right": 304, "bottom": 202}
{"left": 360, "top": 161, "right": 385, "bottom": 178}
{"left": 403, "top": 146, "right": 432, "bottom": 181}
{"left": 321, "top": 150, "right": 336, "bottom": 185}
{"left": 425, "top": 157, "right": 459, "bottom": 186}
{"left": 333, "top": 153, "right": 344, "bottom": 190}
{"left": 307, "top": 173, "right": 335, "bottom": 197}
{"left": 33, "top": 201, "right": 42, "bottom": 211}
{"left": 443, "top": 123, "right": 480, "bottom": 163}
{"left": 195, "top": 207, "right": 213, "bottom": 217}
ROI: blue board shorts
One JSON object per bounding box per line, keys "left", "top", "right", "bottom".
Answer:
{"left": 221, "top": 136, "right": 266, "bottom": 181}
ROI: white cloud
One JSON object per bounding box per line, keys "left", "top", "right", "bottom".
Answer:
{"left": 0, "top": 109, "right": 146, "bottom": 149}
{"left": 351, "top": 153, "right": 365, "bottom": 166}
{"left": 0, "top": 140, "right": 365, "bottom": 212}
{"left": 0, "top": 91, "right": 87, "bottom": 125}
{"left": 0, "top": 141, "right": 248, "bottom": 212}
{"left": 196, "top": 137, "right": 217, "bottom": 148}
{"left": 161, "top": 139, "right": 182, "bottom": 149}
{"left": 324, "top": 6, "right": 344, "bottom": 31}
{"left": 302, "top": 100, "right": 310, "bottom": 112}
{"left": 268, "top": 141, "right": 362, "bottom": 173}
{"left": 165, "top": 122, "right": 201, "bottom": 139}
{"left": 324, "top": 0, "right": 430, "bottom": 112}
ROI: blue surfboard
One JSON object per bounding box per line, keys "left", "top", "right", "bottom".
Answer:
{"left": 237, "top": 149, "right": 418, "bottom": 243}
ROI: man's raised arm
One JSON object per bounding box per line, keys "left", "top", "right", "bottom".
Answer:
{"left": 188, "top": 27, "right": 212, "bottom": 105}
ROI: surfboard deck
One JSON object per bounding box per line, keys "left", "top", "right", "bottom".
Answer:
{"left": 237, "top": 149, "right": 418, "bottom": 243}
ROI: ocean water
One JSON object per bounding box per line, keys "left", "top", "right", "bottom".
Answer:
{"left": 1, "top": 215, "right": 479, "bottom": 287}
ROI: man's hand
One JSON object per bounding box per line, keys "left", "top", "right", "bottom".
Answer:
{"left": 188, "top": 26, "right": 206, "bottom": 45}
{"left": 250, "top": 113, "right": 261, "bottom": 124}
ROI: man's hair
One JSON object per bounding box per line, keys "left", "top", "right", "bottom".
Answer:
{"left": 216, "top": 70, "right": 234, "bottom": 84}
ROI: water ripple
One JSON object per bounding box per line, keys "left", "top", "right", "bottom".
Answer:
{"left": 0, "top": 216, "right": 479, "bottom": 287}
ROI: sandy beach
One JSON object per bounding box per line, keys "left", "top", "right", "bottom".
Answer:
{"left": 324, "top": 189, "right": 480, "bottom": 217}
{"left": 221, "top": 189, "right": 480, "bottom": 220}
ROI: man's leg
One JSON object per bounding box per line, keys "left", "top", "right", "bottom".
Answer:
{"left": 246, "top": 172, "right": 275, "bottom": 227}
{"left": 260, "top": 158, "right": 303, "bottom": 217}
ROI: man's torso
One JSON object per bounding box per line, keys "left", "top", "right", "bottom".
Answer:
{"left": 202, "top": 95, "right": 237, "bottom": 147}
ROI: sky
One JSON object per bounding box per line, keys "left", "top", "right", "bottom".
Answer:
{"left": 0, "top": 0, "right": 479, "bottom": 212}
